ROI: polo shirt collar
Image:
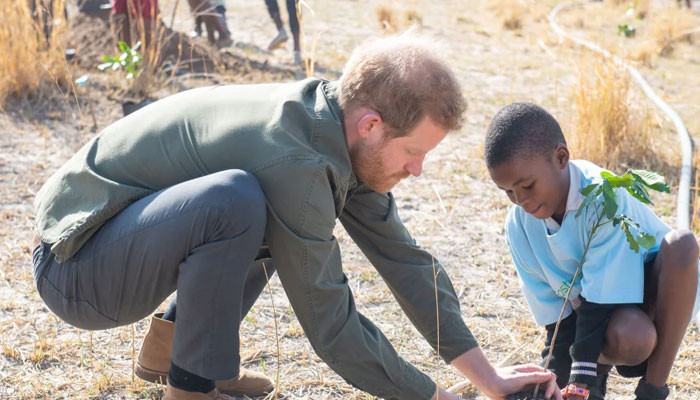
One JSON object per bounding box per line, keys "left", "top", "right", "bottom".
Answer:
{"left": 545, "top": 161, "right": 583, "bottom": 233}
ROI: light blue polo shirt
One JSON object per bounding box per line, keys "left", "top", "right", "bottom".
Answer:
{"left": 505, "top": 160, "right": 700, "bottom": 326}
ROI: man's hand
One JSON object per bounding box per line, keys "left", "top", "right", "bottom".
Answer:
{"left": 488, "top": 364, "right": 562, "bottom": 400}
{"left": 450, "top": 348, "right": 563, "bottom": 400}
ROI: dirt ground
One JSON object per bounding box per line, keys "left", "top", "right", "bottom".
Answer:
{"left": 1, "top": 0, "right": 699, "bottom": 399}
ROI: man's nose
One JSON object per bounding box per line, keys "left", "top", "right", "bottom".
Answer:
{"left": 406, "top": 157, "right": 424, "bottom": 177}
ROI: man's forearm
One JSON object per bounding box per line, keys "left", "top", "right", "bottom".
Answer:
{"left": 450, "top": 347, "right": 500, "bottom": 393}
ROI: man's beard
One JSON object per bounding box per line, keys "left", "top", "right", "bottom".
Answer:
{"left": 349, "top": 139, "right": 409, "bottom": 193}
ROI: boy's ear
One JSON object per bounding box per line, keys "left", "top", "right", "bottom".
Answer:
{"left": 554, "top": 144, "right": 569, "bottom": 169}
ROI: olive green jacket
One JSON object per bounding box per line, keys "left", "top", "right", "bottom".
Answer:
{"left": 34, "top": 78, "right": 478, "bottom": 399}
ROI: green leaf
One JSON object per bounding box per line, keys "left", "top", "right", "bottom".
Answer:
{"left": 576, "top": 191, "right": 598, "bottom": 218}
{"left": 601, "top": 180, "right": 618, "bottom": 220}
{"left": 101, "top": 55, "right": 114, "bottom": 62}
{"left": 580, "top": 183, "right": 599, "bottom": 196}
{"left": 621, "top": 222, "right": 640, "bottom": 253}
{"left": 638, "top": 233, "right": 656, "bottom": 249}
{"left": 627, "top": 180, "right": 652, "bottom": 204}
{"left": 118, "top": 41, "right": 129, "bottom": 53}
{"left": 601, "top": 171, "right": 634, "bottom": 188}
{"left": 630, "top": 170, "right": 670, "bottom": 193}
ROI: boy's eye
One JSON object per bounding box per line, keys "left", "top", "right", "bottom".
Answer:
{"left": 522, "top": 182, "right": 535, "bottom": 190}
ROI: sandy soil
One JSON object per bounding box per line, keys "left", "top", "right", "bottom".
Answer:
{"left": 1, "top": 0, "right": 699, "bottom": 399}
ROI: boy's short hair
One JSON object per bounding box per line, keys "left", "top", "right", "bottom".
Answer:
{"left": 484, "top": 102, "right": 566, "bottom": 168}
{"left": 338, "top": 33, "right": 466, "bottom": 138}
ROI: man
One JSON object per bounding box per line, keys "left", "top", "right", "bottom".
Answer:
{"left": 32, "top": 34, "right": 561, "bottom": 399}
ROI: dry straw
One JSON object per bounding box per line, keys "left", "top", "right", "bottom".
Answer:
{"left": 626, "top": 4, "right": 695, "bottom": 66}
{"left": 569, "top": 56, "right": 676, "bottom": 178}
{"left": 0, "top": 0, "right": 70, "bottom": 107}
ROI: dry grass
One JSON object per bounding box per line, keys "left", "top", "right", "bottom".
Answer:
{"left": 489, "top": 0, "right": 526, "bottom": 30}
{"left": 2, "top": 1, "right": 699, "bottom": 398}
{"left": 375, "top": 4, "right": 398, "bottom": 33}
{"left": 628, "top": 5, "right": 695, "bottom": 65}
{"left": 375, "top": 2, "right": 423, "bottom": 34}
{"left": 0, "top": 0, "right": 71, "bottom": 107}
{"left": 569, "top": 57, "right": 676, "bottom": 177}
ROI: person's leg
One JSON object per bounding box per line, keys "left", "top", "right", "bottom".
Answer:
{"left": 162, "top": 256, "right": 275, "bottom": 325}
{"left": 285, "top": 0, "right": 300, "bottom": 52}
{"left": 264, "top": 0, "right": 288, "bottom": 51}
{"left": 598, "top": 306, "right": 656, "bottom": 367}
{"left": 642, "top": 230, "right": 698, "bottom": 387}
{"left": 140, "top": 258, "right": 276, "bottom": 396}
{"left": 212, "top": 3, "right": 232, "bottom": 47}
{"left": 264, "top": 0, "right": 283, "bottom": 30}
{"left": 188, "top": 0, "right": 216, "bottom": 44}
{"left": 111, "top": 0, "right": 132, "bottom": 46}
{"left": 34, "top": 170, "right": 267, "bottom": 391}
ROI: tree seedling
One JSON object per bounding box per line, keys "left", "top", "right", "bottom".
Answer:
{"left": 617, "top": 23, "right": 636, "bottom": 38}
{"left": 520, "top": 169, "right": 670, "bottom": 400}
{"left": 98, "top": 41, "right": 143, "bottom": 79}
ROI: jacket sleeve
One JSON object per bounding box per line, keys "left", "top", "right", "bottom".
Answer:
{"left": 338, "top": 186, "right": 478, "bottom": 363}
{"left": 262, "top": 163, "right": 436, "bottom": 400}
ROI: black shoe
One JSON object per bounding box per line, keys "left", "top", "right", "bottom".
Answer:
{"left": 634, "top": 378, "right": 669, "bottom": 400}
{"left": 588, "top": 364, "right": 612, "bottom": 400}
{"left": 617, "top": 359, "right": 648, "bottom": 378}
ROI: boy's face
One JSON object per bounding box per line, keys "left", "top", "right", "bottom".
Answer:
{"left": 488, "top": 145, "right": 570, "bottom": 221}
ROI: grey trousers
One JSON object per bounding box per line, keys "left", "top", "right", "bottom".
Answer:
{"left": 33, "top": 170, "right": 274, "bottom": 380}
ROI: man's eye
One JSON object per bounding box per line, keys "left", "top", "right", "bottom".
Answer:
{"left": 523, "top": 183, "right": 535, "bottom": 190}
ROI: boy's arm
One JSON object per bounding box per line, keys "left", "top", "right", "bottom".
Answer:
{"left": 567, "top": 296, "right": 618, "bottom": 387}
{"left": 505, "top": 209, "right": 572, "bottom": 326}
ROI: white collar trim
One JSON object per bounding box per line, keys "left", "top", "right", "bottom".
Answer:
{"left": 545, "top": 162, "right": 582, "bottom": 233}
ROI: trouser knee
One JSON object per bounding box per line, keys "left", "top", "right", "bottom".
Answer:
{"left": 195, "top": 170, "right": 267, "bottom": 241}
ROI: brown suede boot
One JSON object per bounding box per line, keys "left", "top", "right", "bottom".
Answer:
{"left": 136, "top": 313, "right": 274, "bottom": 397}
{"left": 163, "top": 383, "right": 233, "bottom": 400}
{"left": 217, "top": 368, "right": 274, "bottom": 397}
{"left": 136, "top": 313, "right": 172, "bottom": 384}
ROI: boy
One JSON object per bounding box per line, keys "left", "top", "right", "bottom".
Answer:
{"left": 484, "top": 102, "right": 700, "bottom": 400}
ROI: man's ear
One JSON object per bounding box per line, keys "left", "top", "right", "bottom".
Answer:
{"left": 356, "top": 112, "right": 383, "bottom": 139}
{"left": 554, "top": 144, "right": 570, "bottom": 169}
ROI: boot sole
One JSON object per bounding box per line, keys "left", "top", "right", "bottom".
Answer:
{"left": 135, "top": 363, "right": 168, "bottom": 384}
{"left": 219, "top": 383, "right": 274, "bottom": 397}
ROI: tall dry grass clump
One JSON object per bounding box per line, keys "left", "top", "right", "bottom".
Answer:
{"left": 0, "top": 0, "right": 70, "bottom": 107}
{"left": 569, "top": 58, "right": 676, "bottom": 176}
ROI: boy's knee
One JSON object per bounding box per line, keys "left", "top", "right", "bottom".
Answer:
{"left": 606, "top": 310, "right": 656, "bottom": 364}
{"left": 661, "top": 229, "right": 699, "bottom": 269}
